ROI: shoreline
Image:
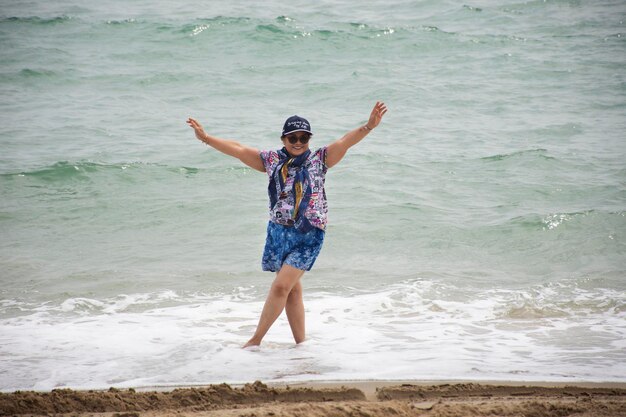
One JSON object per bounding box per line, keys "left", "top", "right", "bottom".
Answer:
{"left": 8, "top": 378, "right": 622, "bottom": 395}
{"left": 2, "top": 379, "right": 626, "bottom": 416}
{"left": 275, "top": 379, "right": 626, "bottom": 401}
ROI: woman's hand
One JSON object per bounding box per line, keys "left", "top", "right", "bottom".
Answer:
{"left": 366, "top": 101, "right": 388, "bottom": 130}
{"left": 185, "top": 117, "right": 265, "bottom": 172}
{"left": 186, "top": 117, "right": 207, "bottom": 141}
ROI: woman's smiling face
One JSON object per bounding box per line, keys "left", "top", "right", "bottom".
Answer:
{"left": 281, "top": 132, "right": 311, "bottom": 156}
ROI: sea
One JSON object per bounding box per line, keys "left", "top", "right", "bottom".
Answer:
{"left": 1, "top": 0, "right": 625, "bottom": 392}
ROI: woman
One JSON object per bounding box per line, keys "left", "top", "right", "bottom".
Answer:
{"left": 186, "top": 101, "right": 388, "bottom": 348}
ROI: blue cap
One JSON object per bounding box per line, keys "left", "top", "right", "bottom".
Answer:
{"left": 281, "top": 115, "right": 313, "bottom": 137}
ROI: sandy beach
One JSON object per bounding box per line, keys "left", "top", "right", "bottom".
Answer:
{"left": 2, "top": 380, "right": 626, "bottom": 417}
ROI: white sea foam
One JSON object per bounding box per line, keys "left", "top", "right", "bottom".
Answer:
{"left": 1, "top": 279, "right": 624, "bottom": 391}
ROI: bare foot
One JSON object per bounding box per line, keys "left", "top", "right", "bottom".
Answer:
{"left": 242, "top": 338, "right": 260, "bottom": 349}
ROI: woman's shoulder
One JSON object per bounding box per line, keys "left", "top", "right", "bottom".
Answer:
{"left": 259, "top": 149, "right": 282, "bottom": 176}
{"left": 260, "top": 149, "right": 280, "bottom": 163}
{"left": 310, "top": 146, "right": 327, "bottom": 159}
{"left": 308, "top": 147, "right": 328, "bottom": 171}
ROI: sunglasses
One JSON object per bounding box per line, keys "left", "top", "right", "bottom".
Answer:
{"left": 285, "top": 133, "right": 310, "bottom": 145}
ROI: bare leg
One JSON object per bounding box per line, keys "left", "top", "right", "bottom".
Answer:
{"left": 243, "top": 264, "right": 305, "bottom": 348}
{"left": 285, "top": 280, "right": 305, "bottom": 344}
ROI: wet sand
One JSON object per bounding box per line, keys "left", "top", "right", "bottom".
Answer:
{"left": 2, "top": 380, "right": 626, "bottom": 416}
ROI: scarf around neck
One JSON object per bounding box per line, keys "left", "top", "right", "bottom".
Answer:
{"left": 268, "top": 147, "right": 314, "bottom": 232}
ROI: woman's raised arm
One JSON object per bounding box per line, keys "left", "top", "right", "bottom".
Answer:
{"left": 187, "top": 117, "right": 265, "bottom": 173}
{"left": 326, "top": 102, "right": 387, "bottom": 169}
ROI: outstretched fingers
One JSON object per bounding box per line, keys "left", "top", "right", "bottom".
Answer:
{"left": 368, "top": 101, "right": 388, "bottom": 128}
{"left": 375, "top": 101, "right": 388, "bottom": 117}
{"left": 187, "top": 117, "right": 208, "bottom": 142}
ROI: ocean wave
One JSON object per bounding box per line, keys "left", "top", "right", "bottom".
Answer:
{"left": 462, "top": 5, "right": 483, "bottom": 12}
{"left": 377, "top": 278, "right": 626, "bottom": 322}
{"left": 500, "top": 296, "right": 626, "bottom": 320}
{"left": 1, "top": 161, "right": 202, "bottom": 182}
{"left": 504, "top": 210, "right": 590, "bottom": 229}
{"left": 105, "top": 18, "right": 139, "bottom": 25}
{"left": 495, "top": 209, "right": 626, "bottom": 232}
{"left": 480, "top": 148, "right": 554, "bottom": 162}
{"left": 248, "top": 19, "right": 409, "bottom": 42}
{"left": 176, "top": 16, "right": 251, "bottom": 34}
{"left": 0, "top": 15, "right": 74, "bottom": 25}
{"left": 107, "top": 15, "right": 452, "bottom": 43}
{"left": 18, "top": 68, "right": 57, "bottom": 78}
{"left": 0, "top": 288, "right": 256, "bottom": 319}
{"left": 7, "top": 277, "right": 623, "bottom": 323}
{"left": 162, "top": 12, "right": 600, "bottom": 48}
{"left": 498, "top": 0, "right": 571, "bottom": 15}
{"left": 188, "top": 17, "right": 543, "bottom": 51}
{"left": 0, "top": 12, "right": 487, "bottom": 50}
{"left": 493, "top": 281, "right": 626, "bottom": 320}
{"left": 5, "top": 161, "right": 126, "bottom": 181}
{"left": 603, "top": 33, "right": 625, "bottom": 41}
{"left": 541, "top": 212, "right": 590, "bottom": 230}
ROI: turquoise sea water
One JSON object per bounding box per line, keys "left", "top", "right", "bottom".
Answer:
{"left": 1, "top": 0, "right": 625, "bottom": 391}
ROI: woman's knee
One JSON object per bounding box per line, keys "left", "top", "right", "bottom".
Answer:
{"left": 288, "top": 281, "right": 302, "bottom": 299}
{"left": 271, "top": 265, "right": 304, "bottom": 298}
{"left": 271, "top": 280, "right": 292, "bottom": 298}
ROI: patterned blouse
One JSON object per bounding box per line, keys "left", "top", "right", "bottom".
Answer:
{"left": 260, "top": 147, "right": 328, "bottom": 231}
